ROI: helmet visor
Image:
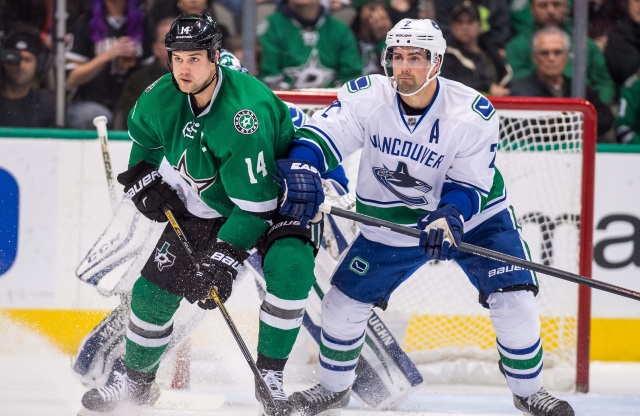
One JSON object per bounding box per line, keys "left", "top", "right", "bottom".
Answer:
{"left": 381, "top": 46, "right": 432, "bottom": 76}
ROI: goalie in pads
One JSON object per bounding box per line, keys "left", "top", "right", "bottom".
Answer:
{"left": 277, "top": 18, "right": 575, "bottom": 416}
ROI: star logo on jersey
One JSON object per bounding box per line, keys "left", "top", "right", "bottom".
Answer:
{"left": 373, "top": 161, "right": 432, "bottom": 206}
{"left": 234, "top": 110, "right": 258, "bottom": 134}
{"left": 155, "top": 242, "right": 176, "bottom": 271}
{"left": 176, "top": 151, "right": 217, "bottom": 195}
{"left": 283, "top": 49, "right": 336, "bottom": 89}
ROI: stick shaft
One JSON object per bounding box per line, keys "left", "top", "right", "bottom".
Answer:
{"left": 163, "top": 209, "right": 274, "bottom": 406}
{"left": 93, "top": 116, "right": 117, "bottom": 212}
{"left": 319, "top": 204, "right": 640, "bottom": 302}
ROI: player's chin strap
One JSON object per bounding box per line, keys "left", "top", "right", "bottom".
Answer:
{"left": 385, "top": 56, "right": 440, "bottom": 97}
{"left": 168, "top": 63, "right": 219, "bottom": 97}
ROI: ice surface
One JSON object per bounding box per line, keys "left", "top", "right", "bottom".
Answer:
{"left": 0, "top": 317, "right": 638, "bottom": 416}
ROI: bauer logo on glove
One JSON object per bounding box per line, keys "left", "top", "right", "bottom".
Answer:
{"left": 124, "top": 170, "right": 162, "bottom": 200}
{"left": 117, "top": 161, "right": 188, "bottom": 223}
{"left": 209, "top": 251, "right": 244, "bottom": 272}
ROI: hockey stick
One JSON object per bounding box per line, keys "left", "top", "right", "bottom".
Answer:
{"left": 319, "top": 203, "right": 640, "bottom": 302}
{"left": 246, "top": 254, "right": 422, "bottom": 409}
{"left": 163, "top": 208, "right": 276, "bottom": 409}
{"left": 93, "top": 115, "right": 118, "bottom": 212}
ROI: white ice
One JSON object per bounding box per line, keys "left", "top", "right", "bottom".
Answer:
{"left": 0, "top": 318, "right": 638, "bottom": 416}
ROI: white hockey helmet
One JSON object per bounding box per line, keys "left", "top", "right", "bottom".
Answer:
{"left": 381, "top": 19, "right": 447, "bottom": 96}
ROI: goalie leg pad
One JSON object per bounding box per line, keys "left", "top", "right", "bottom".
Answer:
{"left": 73, "top": 302, "right": 130, "bottom": 387}
{"left": 488, "top": 290, "right": 543, "bottom": 398}
{"left": 318, "top": 286, "right": 373, "bottom": 393}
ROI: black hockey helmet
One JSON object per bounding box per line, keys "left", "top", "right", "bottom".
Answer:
{"left": 165, "top": 12, "right": 222, "bottom": 62}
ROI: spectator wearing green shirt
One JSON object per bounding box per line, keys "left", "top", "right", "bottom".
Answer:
{"left": 616, "top": 73, "right": 640, "bottom": 144}
{"left": 505, "top": 0, "right": 616, "bottom": 104}
{"left": 257, "top": 0, "right": 362, "bottom": 89}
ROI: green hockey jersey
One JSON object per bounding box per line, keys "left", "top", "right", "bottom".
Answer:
{"left": 127, "top": 66, "right": 294, "bottom": 249}
{"left": 257, "top": 11, "right": 362, "bottom": 89}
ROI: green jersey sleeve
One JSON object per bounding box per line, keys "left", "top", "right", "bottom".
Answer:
{"left": 127, "top": 89, "right": 166, "bottom": 168}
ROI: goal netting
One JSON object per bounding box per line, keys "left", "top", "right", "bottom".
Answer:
{"left": 274, "top": 91, "right": 595, "bottom": 392}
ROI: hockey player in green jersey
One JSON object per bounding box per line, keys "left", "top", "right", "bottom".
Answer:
{"left": 79, "top": 13, "right": 319, "bottom": 416}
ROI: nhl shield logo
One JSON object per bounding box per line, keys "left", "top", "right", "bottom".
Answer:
{"left": 234, "top": 110, "right": 259, "bottom": 134}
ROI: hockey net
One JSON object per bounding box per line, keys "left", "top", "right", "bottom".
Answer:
{"left": 274, "top": 91, "right": 595, "bottom": 393}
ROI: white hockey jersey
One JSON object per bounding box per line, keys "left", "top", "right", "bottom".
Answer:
{"left": 295, "top": 75, "right": 509, "bottom": 246}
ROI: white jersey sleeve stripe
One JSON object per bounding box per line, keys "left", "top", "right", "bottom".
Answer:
{"left": 229, "top": 196, "right": 278, "bottom": 213}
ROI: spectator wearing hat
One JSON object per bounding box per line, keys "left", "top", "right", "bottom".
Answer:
{"left": 435, "top": 0, "right": 512, "bottom": 51}
{"left": 442, "top": 1, "right": 511, "bottom": 96}
{"left": 0, "top": 31, "right": 56, "bottom": 127}
{"left": 350, "top": 0, "right": 393, "bottom": 75}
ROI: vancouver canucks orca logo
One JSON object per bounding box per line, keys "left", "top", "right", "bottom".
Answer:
{"left": 373, "top": 161, "right": 432, "bottom": 205}
{"left": 155, "top": 242, "right": 175, "bottom": 271}
{"left": 176, "top": 151, "right": 217, "bottom": 196}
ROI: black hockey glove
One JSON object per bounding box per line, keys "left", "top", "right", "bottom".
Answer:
{"left": 117, "top": 161, "right": 186, "bottom": 222}
{"left": 196, "top": 241, "right": 250, "bottom": 310}
{"left": 273, "top": 159, "right": 325, "bottom": 227}
{"left": 418, "top": 205, "right": 464, "bottom": 261}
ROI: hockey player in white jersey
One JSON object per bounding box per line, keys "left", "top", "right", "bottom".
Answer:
{"left": 274, "top": 18, "right": 575, "bottom": 416}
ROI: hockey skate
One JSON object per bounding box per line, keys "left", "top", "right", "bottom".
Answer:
{"left": 255, "top": 369, "right": 293, "bottom": 416}
{"left": 289, "top": 383, "right": 350, "bottom": 416}
{"left": 79, "top": 366, "right": 159, "bottom": 415}
{"left": 498, "top": 360, "right": 574, "bottom": 416}
{"left": 513, "top": 388, "right": 575, "bottom": 416}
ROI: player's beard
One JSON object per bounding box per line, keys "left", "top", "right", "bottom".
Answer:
{"left": 396, "top": 77, "right": 420, "bottom": 95}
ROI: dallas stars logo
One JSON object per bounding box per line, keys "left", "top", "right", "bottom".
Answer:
{"left": 176, "top": 151, "right": 217, "bottom": 195}
{"left": 234, "top": 110, "right": 258, "bottom": 134}
{"left": 283, "top": 49, "right": 336, "bottom": 89}
{"left": 155, "top": 242, "right": 175, "bottom": 271}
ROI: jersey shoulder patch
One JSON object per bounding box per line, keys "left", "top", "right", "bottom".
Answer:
{"left": 346, "top": 76, "right": 372, "bottom": 93}
{"left": 471, "top": 95, "right": 496, "bottom": 120}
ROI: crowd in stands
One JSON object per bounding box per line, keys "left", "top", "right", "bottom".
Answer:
{"left": 0, "top": 0, "right": 638, "bottom": 143}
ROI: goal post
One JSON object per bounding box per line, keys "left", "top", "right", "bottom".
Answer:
{"left": 275, "top": 90, "right": 596, "bottom": 393}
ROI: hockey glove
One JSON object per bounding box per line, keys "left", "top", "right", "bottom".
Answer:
{"left": 418, "top": 205, "right": 464, "bottom": 261}
{"left": 117, "top": 161, "right": 186, "bottom": 223}
{"left": 196, "top": 241, "right": 250, "bottom": 310}
{"left": 274, "top": 159, "right": 325, "bottom": 227}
